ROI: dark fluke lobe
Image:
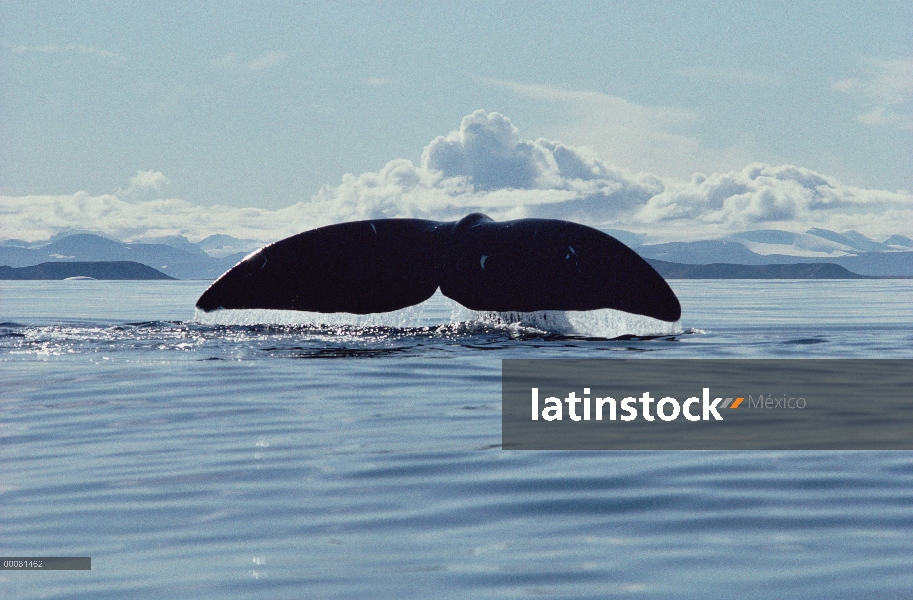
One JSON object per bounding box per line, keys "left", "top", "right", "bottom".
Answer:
{"left": 195, "top": 219, "right": 449, "bottom": 315}
{"left": 196, "top": 214, "right": 681, "bottom": 322}
{"left": 440, "top": 214, "right": 681, "bottom": 321}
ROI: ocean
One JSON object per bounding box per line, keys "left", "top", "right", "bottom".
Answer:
{"left": 2, "top": 279, "right": 912, "bottom": 598}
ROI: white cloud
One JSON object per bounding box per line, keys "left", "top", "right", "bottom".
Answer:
{"left": 0, "top": 192, "right": 311, "bottom": 245}
{"left": 833, "top": 57, "right": 913, "bottom": 130}
{"left": 484, "top": 78, "right": 757, "bottom": 180}
{"left": 129, "top": 170, "right": 169, "bottom": 191}
{"left": 246, "top": 52, "right": 288, "bottom": 72}
{"left": 114, "top": 170, "right": 171, "bottom": 199}
{"left": 2, "top": 112, "right": 911, "bottom": 244}
{"left": 212, "top": 52, "right": 288, "bottom": 73}
{"left": 9, "top": 44, "right": 123, "bottom": 61}
{"left": 364, "top": 76, "right": 395, "bottom": 87}
{"left": 676, "top": 66, "right": 780, "bottom": 86}
{"left": 633, "top": 164, "right": 913, "bottom": 241}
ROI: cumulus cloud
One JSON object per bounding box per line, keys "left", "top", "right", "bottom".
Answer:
{"left": 0, "top": 192, "right": 314, "bottom": 245}
{"left": 633, "top": 164, "right": 913, "bottom": 240}
{"left": 311, "top": 110, "right": 664, "bottom": 225}
{"left": 2, "top": 111, "right": 911, "bottom": 244}
{"left": 833, "top": 57, "right": 913, "bottom": 130}
{"left": 484, "top": 78, "right": 756, "bottom": 179}
{"left": 129, "top": 170, "right": 169, "bottom": 191}
{"left": 114, "top": 170, "right": 171, "bottom": 200}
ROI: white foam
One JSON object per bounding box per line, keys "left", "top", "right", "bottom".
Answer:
{"left": 193, "top": 302, "right": 433, "bottom": 328}
{"left": 450, "top": 304, "right": 680, "bottom": 338}
{"left": 193, "top": 291, "right": 681, "bottom": 338}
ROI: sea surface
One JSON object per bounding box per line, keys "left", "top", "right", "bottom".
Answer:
{"left": 1, "top": 280, "right": 912, "bottom": 599}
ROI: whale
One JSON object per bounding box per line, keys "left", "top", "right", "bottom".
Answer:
{"left": 195, "top": 213, "right": 681, "bottom": 322}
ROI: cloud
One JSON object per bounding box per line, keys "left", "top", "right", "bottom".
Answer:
{"left": 114, "top": 170, "right": 171, "bottom": 199}
{"left": 676, "top": 66, "right": 781, "bottom": 86}
{"left": 833, "top": 57, "right": 913, "bottom": 130}
{"left": 484, "top": 78, "right": 756, "bottom": 180}
{"left": 9, "top": 44, "right": 124, "bottom": 61}
{"left": 246, "top": 52, "right": 288, "bottom": 72}
{"left": 307, "top": 110, "right": 664, "bottom": 227}
{"left": 212, "top": 52, "right": 288, "bottom": 73}
{"left": 364, "top": 76, "right": 395, "bottom": 87}
{"left": 633, "top": 164, "right": 913, "bottom": 240}
{"left": 129, "top": 170, "right": 169, "bottom": 191}
{"left": 2, "top": 112, "right": 911, "bottom": 244}
{"left": 0, "top": 192, "right": 311, "bottom": 245}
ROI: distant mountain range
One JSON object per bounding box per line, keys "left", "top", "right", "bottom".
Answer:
{"left": 0, "top": 261, "right": 174, "bottom": 280}
{"left": 0, "top": 234, "right": 259, "bottom": 279}
{"left": 1, "top": 227, "right": 911, "bottom": 279}
{"left": 646, "top": 260, "right": 873, "bottom": 279}
{"left": 632, "top": 228, "right": 913, "bottom": 276}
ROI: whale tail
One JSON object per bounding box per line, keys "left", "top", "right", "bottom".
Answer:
{"left": 195, "top": 214, "right": 681, "bottom": 322}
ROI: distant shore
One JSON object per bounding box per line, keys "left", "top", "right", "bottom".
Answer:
{"left": 0, "top": 261, "right": 175, "bottom": 280}
{"left": 645, "top": 259, "right": 889, "bottom": 279}
{"left": 3, "top": 259, "right": 912, "bottom": 281}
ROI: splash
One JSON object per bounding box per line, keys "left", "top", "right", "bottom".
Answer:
{"left": 193, "top": 302, "right": 435, "bottom": 329}
{"left": 194, "top": 292, "right": 681, "bottom": 339}
{"left": 451, "top": 306, "right": 680, "bottom": 338}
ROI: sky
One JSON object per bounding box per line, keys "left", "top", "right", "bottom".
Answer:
{"left": 2, "top": 1, "right": 911, "bottom": 243}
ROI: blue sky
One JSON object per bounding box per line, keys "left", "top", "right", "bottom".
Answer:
{"left": 2, "top": 1, "right": 911, "bottom": 242}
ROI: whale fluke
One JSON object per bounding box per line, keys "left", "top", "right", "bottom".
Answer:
{"left": 195, "top": 219, "right": 450, "bottom": 315}
{"left": 196, "top": 213, "right": 681, "bottom": 322}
